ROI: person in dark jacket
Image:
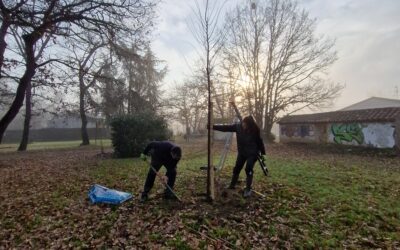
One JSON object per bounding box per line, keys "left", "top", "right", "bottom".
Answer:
{"left": 212, "top": 115, "right": 266, "bottom": 197}
{"left": 140, "top": 141, "right": 182, "bottom": 202}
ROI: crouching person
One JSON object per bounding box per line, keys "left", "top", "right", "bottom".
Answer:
{"left": 140, "top": 141, "right": 182, "bottom": 202}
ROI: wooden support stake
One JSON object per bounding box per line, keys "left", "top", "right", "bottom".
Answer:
{"left": 207, "top": 102, "right": 215, "bottom": 201}
{"left": 396, "top": 118, "right": 400, "bottom": 156}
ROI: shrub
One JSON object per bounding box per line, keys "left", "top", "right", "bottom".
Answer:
{"left": 110, "top": 113, "right": 170, "bottom": 158}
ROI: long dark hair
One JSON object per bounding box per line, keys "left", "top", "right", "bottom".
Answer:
{"left": 242, "top": 115, "right": 260, "bottom": 135}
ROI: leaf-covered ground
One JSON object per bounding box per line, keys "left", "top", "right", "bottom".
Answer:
{"left": 0, "top": 141, "right": 399, "bottom": 249}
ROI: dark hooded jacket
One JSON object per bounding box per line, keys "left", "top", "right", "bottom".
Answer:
{"left": 143, "top": 141, "right": 180, "bottom": 167}
{"left": 213, "top": 123, "right": 265, "bottom": 157}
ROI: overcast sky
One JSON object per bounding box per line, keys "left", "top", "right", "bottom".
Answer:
{"left": 152, "top": 0, "right": 400, "bottom": 111}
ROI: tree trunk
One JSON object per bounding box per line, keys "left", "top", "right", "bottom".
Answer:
{"left": 79, "top": 69, "right": 90, "bottom": 146}
{"left": 0, "top": 20, "right": 10, "bottom": 78}
{"left": 0, "top": 35, "right": 37, "bottom": 143}
{"left": 79, "top": 85, "right": 90, "bottom": 146}
{"left": 263, "top": 115, "right": 274, "bottom": 142}
{"left": 206, "top": 64, "right": 215, "bottom": 201}
{"left": 207, "top": 100, "right": 215, "bottom": 201}
{"left": 18, "top": 82, "right": 32, "bottom": 151}
{"left": 185, "top": 115, "right": 190, "bottom": 142}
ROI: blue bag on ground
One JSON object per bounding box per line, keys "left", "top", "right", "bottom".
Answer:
{"left": 88, "top": 184, "right": 133, "bottom": 204}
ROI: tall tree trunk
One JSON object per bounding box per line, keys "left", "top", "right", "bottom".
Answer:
{"left": 206, "top": 68, "right": 215, "bottom": 201}
{"left": 0, "top": 20, "right": 10, "bottom": 78}
{"left": 18, "top": 82, "right": 32, "bottom": 151}
{"left": 185, "top": 113, "right": 190, "bottom": 142}
{"left": 80, "top": 90, "right": 90, "bottom": 145}
{"left": 263, "top": 114, "right": 274, "bottom": 142}
{"left": 0, "top": 35, "right": 37, "bottom": 143}
{"left": 79, "top": 70, "right": 90, "bottom": 145}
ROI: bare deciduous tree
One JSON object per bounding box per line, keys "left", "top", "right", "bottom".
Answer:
{"left": 168, "top": 79, "right": 207, "bottom": 141}
{"left": 223, "top": 0, "right": 343, "bottom": 141}
{"left": 189, "top": 0, "right": 227, "bottom": 201}
{"left": 63, "top": 33, "right": 107, "bottom": 145}
{"left": 0, "top": 0, "right": 157, "bottom": 143}
{"left": 9, "top": 26, "right": 56, "bottom": 151}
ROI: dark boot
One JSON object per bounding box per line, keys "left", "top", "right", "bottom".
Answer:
{"left": 246, "top": 174, "right": 253, "bottom": 191}
{"left": 243, "top": 173, "right": 253, "bottom": 198}
{"left": 228, "top": 174, "right": 239, "bottom": 189}
{"left": 163, "top": 189, "right": 177, "bottom": 200}
{"left": 243, "top": 188, "right": 252, "bottom": 198}
{"left": 140, "top": 192, "right": 148, "bottom": 203}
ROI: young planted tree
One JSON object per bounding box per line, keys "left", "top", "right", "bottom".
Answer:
{"left": 0, "top": 0, "right": 157, "bottom": 143}
{"left": 189, "top": 0, "right": 226, "bottom": 201}
{"left": 223, "top": 0, "right": 343, "bottom": 141}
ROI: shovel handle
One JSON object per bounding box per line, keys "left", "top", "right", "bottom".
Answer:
{"left": 149, "top": 165, "right": 182, "bottom": 202}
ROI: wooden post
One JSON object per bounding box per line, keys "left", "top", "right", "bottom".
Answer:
{"left": 396, "top": 118, "right": 400, "bottom": 156}
{"left": 100, "top": 119, "right": 104, "bottom": 155}
{"left": 207, "top": 102, "right": 215, "bottom": 201}
{"left": 95, "top": 121, "right": 98, "bottom": 145}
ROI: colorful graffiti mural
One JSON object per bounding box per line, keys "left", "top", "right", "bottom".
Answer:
{"left": 331, "top": 123, "right": 364, "bottom": 144}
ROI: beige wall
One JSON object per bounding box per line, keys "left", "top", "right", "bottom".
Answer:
{"left": 280, "top": 122, "right": 397, "bottom": 149}
{"left": 279, "top": 124, "right": 321, "bottom": 143}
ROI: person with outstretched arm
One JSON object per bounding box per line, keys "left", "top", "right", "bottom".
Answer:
{"left": 211, "top": 115, "right": 266, "bottom": 198}
{"left": 140, "top": 141, "right": 182, "bottom": 202}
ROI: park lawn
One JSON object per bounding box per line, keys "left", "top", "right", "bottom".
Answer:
{"left": 0, "top": 143, "right": 399, "bottom": 248}
{"left": 0, "top": 139, "right": 112, "bottom": 152}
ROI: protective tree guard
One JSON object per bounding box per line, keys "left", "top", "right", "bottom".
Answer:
{"left": 207, "top": 102, "right": 215, "bottom": 201}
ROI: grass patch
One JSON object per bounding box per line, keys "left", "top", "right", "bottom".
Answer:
{"left": 166, "top": 234, "right": 192, "bottom": 250}
{"left": 263, "top": 155, "right": 400, "bottom": 246}
{"left": 1, "top": 143, "right": 399, "bottom": 248}
{"left": 0, "top": 139, "right": 112, "bottom": 152}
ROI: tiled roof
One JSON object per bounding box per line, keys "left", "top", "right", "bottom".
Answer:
{"left": 278, "top": 107, "right": 400, "bottom": 124}
{"left": 340, "top": 97, "right": 400, "bottom": 111}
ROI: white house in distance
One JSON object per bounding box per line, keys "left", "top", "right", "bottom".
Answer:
{"left": 278, "top": 97, "right": 400, "bottom": 149}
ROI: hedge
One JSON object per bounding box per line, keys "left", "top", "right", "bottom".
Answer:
{"left": 110, "top": 113, "right": 170, "bottom": 158}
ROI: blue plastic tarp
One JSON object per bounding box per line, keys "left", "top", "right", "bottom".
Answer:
{"left": 88, "top": 184, "right": 133, "bottom": 204}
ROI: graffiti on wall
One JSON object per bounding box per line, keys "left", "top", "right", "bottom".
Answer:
{"left": 362, "top": 123, "right": 395, "bottom": 148}
{"left": 331, "top": 123, "right": 364, "bottom": 144}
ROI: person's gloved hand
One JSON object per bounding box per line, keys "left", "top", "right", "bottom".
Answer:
{"left": 260, "top": 154, "right": 266, "bottom": 161}
{"left": 140, "top": 153, "right": 147, "bottom": 161}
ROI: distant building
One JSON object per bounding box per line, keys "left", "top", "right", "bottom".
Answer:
{"left": 47, "top": 113, "right": 97, "bottom": 129}
{"left": 3, "top": 113, "right": 106, "bottom": 143}
{"left": 340, "top": 97, "right": 400, "bottom": 111}
{"left": 278, "top": 100, "right": 400, "bottom": 149}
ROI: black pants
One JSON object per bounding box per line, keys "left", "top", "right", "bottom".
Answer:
{"left": 143, "top": 161, "right": 177, "bottom": 194}
{"left": 230, "top": 154, "right": 257, "bottom": 189}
